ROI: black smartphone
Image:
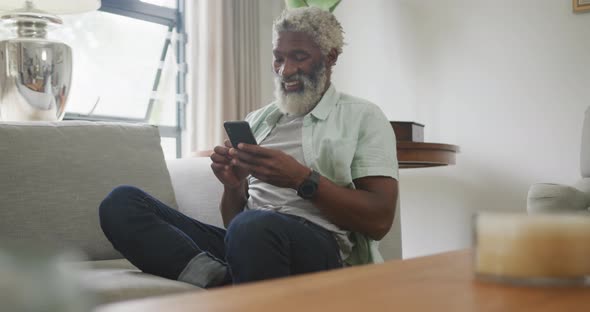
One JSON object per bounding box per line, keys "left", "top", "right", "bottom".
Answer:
{"left": 224, "top": 121, "right": 258, "bottom": 148}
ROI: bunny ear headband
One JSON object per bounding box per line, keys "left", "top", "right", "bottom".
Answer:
{"left": 284, "top": 0, "right": 342, "bottom": 12}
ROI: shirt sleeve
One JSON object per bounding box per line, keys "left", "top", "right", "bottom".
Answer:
{"left": 350, "top": 104, "right": 399, "bottom": 180}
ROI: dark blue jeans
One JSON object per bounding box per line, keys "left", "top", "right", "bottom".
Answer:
{"left": 98, "top": 185, "right": 342, "bottom": 287}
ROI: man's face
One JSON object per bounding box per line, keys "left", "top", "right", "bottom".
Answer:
{"left": 272, "top": 31, "right": 328, "bottom": 115}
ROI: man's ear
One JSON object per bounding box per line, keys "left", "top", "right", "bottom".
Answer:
{"left": 326, "top": 48, "right": 339, "bottom": 67}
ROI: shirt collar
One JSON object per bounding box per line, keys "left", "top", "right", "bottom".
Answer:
{"left": 265, "top": 83, "right": 339, "bottom": 127}
{"left": 309, "top": 83, "right": 338, "bottom": 121}
{"left": 264, "top": 106, "right": 284, "bottom": 128}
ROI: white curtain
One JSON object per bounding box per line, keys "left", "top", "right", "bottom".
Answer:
{"left": 186, "top": 0, "right": 262, "bottom": 154}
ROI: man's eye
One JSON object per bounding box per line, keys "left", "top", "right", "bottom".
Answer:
{"left": 274, "top": 57, "right": 284, "bottom": 63}
{"left": 295, "top": 54, "right": 308, "bottom": 61}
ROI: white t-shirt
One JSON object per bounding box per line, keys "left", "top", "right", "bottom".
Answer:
{"left": 246, "top": 113, "right": 353, "bottom": 259}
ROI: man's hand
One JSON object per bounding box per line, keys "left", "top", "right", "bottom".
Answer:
{"left": 229, "top": 143, "right": 310, "bottom": 189}
{"left": 210, "top": 140, "right": 249, "bottom": 189}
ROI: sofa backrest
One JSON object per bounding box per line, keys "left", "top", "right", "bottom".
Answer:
{"left": 582, "top": 107, "right": 590, "bottom": 178}
{"left": 0, "top": 122, "right": 178, "bottom": 260}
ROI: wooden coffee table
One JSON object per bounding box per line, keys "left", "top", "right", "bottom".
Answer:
{"left": 96, "top": 250, "right": 590, "bottom": 312}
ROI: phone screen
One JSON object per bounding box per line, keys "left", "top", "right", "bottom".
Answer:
{"left": 223, "top": 121, "right": 258, "bottom": 147}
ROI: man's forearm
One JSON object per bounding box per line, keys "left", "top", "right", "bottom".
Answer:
{"left": 220, "top": 182, "right": 248, "bottom": 228}
{"left": 311, "top": 176, "right": 398, "bottom": 240}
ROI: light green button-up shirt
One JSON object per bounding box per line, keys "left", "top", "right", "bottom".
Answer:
{"left": 245, "top": 84, "right": 399, "bottom": 265}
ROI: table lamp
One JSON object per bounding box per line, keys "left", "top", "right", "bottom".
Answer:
{"left": 0, "top": 0, "right": 100, "bottom": 121}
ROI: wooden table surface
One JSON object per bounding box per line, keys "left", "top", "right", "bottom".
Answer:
{"left": 194, "top": 142, "right": 460, "bottom": 169}
{"left": 397, "top": 141, "right": 460, "bottom": 169}
{"left": 96, "top": 250, "right": 590, "bottom": 312}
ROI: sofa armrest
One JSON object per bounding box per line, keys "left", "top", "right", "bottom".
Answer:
{"left": 527, "top": 183, "right": 590, "bottom": 214}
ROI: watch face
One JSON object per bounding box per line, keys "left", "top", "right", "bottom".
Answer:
{"left": 301, "top": 182, "right": 316, "bottom": 196}
{"left": 299, "top": 180, "right": 317, "bottom": 199}
{"left": 297, "top": 170, "right": 320, "bottom": 199}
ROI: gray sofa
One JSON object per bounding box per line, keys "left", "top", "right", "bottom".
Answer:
{"left": 527, "top": 107, "right": 590, "bottom": 214}
{"left": 0, "top": 121, "right": 401, "bottom": 306}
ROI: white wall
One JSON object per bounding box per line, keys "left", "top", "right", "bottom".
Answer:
{"left": 334, "top": 0, "right": 590, "bottom": 258}
{"left": 332, "top": 0, "right": 417, "bottom": 121}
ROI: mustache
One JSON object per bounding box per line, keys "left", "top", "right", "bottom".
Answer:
{"left": 281, "top": 73, "right": 300, "bottom": 81}
{"left": 277, "top": 73, "right": 306, "bottom": 84}
{"left": 275, "top": 61, "right": 325, "bottom": 84}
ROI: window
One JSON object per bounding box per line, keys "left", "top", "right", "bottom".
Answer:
{"left": 60, "top": 0, "right": 186, "bottom": 158}
{"left": 140, "top": 0, "right": 177, "bottom": 9}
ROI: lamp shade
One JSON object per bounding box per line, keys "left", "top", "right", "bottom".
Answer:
{"left": 0, "top": 0, "right": 101, "bottom": 15}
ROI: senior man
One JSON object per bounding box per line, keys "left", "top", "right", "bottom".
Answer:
{"left": 99, "top": 7, "right": 399, "bottom": 288}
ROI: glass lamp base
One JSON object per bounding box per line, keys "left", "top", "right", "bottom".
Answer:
{"left": 0, "top": 39, "right": 71, "bottom": 121}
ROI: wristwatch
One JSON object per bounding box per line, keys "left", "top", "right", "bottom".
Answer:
{"left": 297, "top": 169, "right": 320, "bottom": 199}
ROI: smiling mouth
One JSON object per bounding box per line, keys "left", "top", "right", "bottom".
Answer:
{"left": 283, "top": 80, "right": 302, "bottom": 92}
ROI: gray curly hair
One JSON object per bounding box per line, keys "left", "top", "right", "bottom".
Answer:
{"left": 272, "top": 7, "right": 344, "bottom": 56}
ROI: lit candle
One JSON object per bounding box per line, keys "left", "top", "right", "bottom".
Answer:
{"left": 474, "top": 213, "right": 590, "bottom": 283}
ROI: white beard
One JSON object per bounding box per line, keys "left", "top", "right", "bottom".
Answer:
{"left": 273, "top": 63, "right": 328, "bottom": 115}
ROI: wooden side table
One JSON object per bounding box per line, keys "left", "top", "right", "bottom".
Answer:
{"left": 397, "top": 142, "right": 460, "bottom": 169}
{"left": 194, "top": 122, "right": 461, "bottom": 169}
{"left": 194, "top": 143, "right": 461, "bottom": 168}
{"left": 391, "top": 121, "right": 460, "bottom": 169}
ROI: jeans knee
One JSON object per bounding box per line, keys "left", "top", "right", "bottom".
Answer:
{"left": 225, "top": 211, "right": 293, "bottom": 282}
{"left": 225, "top": 210, "right": 285, "bottom": 246}
{"left": 99, "top": 185, "right": 146, "bottom": 232}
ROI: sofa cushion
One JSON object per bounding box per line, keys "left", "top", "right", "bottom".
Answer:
{"left": 68, "top": 259, "right": 199, "bottom": 305}
{"left": 0, "top": 121, "right": 178, "bottom": 260}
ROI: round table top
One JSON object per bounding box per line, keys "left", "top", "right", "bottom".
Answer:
{"left": 396, "top": 141, "right": 460, "bottom": 169}
{"left": 193, "top": 141, "right": 461, "bottom": 169}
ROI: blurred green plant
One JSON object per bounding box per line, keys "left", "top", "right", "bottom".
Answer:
{"left": 285, "top": 0, "right": 342, "bottom": 12}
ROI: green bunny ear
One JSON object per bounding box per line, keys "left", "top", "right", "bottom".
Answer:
{"left": 307, "top": 0, "right": 342, "bottom": 12}
{"left": 285, "top": 0, "right": 308, "bottom": 9}
{"left": 284, "top": 0, "right": 342, "bottom": 12}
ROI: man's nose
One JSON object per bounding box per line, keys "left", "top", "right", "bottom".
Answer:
{"left": 279, "top": 60, "right": 298, "bottom": 79}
